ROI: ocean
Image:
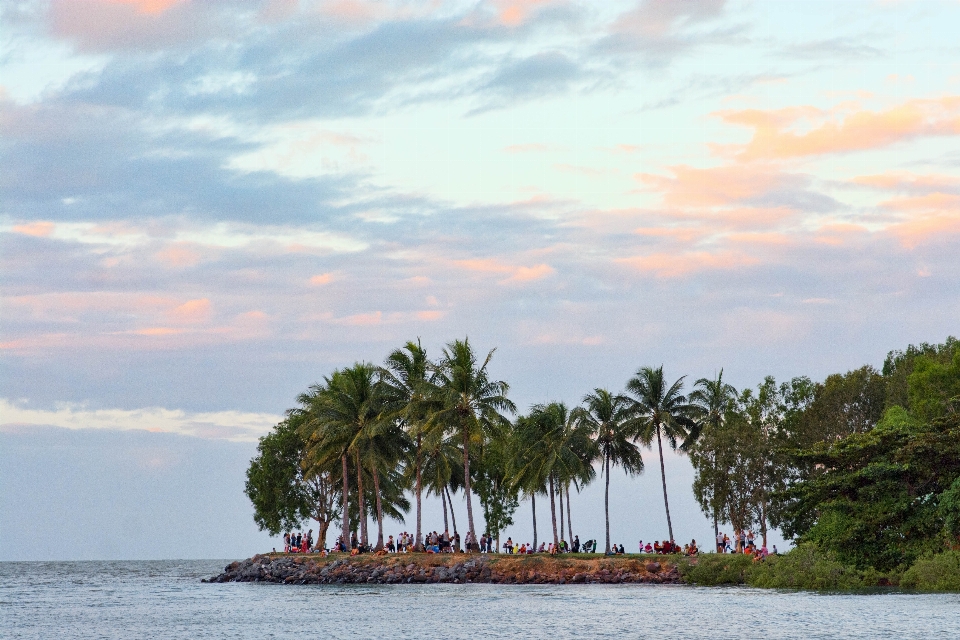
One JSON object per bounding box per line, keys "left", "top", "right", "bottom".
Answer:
{"left": 2, "top": 560, "right": 958, "bottom": 639}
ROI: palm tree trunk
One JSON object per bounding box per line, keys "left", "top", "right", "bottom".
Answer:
{"left": 462, "top": 427, "right": 477, "bottom": 540}
{"left": 604, "top": 453, "right": 611, "bottom": 554}
{"left": 559, "top": 482, "right": 565, "bottom": 542}
{"left": 549, "top": 474, "right": 559, "bottom": 546}
{"left": 341, "top": 454, "right": 350, "bottom": 551}
{"left": 415, "top": 434, "right": 423, "bottom": 551}
{"left": 441, "top": 487, "right": 449, "bottom": 533}
{"left": 356, "top": 453, "right": 368, "bottom": 548}
{"left": 565, "top": 483, "right": 573, "bottom": 543}
{"left": 445, "top": 486, "right": 458, "bottom": 537}
{"left": 372, "top": 467, "right": 384, "bottom": 550}
{"left": 531, "top": 493, "right": 538, "bottom": 550}
{"left": 656, "top": 424, "right": 674, "bottom": 541}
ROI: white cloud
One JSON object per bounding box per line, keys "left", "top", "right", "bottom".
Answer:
{"left": 0, "top": 399, "right": 281, "bottom": 442}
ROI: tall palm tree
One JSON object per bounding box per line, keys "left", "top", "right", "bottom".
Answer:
{"left": 689, "top": 370, "right": 737, "bottom": 544}
{"left": 303, "top": 364, "right": 385, "bottom": 549}
{"left": 379, "top": 340, "right": 434, "bottom": 550}
{"left": 626, "top": 366, "right": 698, "bottom": 542}
{"left": 515, "top": 402, "right": 595, "bottom": 547}
{"left": 510, "top": 414, "right": 545, "bottom": 551}
{"left": 361, "top": 417, "right": 411, "bottom": 549}
{"left": 427, "top": 338, "right": 515, "bottom": 542}
{"left": 575, "top": 389, "right": 643, "bottom": 554}
{"left": 421, "top": 434, "right": 462, "bottom": 534}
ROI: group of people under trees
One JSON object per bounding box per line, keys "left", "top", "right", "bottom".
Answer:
{"left": 715, "top": 530, "right": 777, "bottom": 562}
{"left": 279, "top": 528, "right": 713, "bottom": 558}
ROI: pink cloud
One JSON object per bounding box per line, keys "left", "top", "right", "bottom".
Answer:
{"left": 170, "top": 298, "right": 211, "bottom": 323}
{"left": 337, "top": 311, "right": 382, "bottom": 326}
{"left": 719, "top": 97, "right": 960, "bottom": 160}
{"left": 309, "top": 273, "right": 335, "bottom": 286}
{"left": 492, "top": 0, "right": 558, "bottom": 27}
{"left": 132, "top": 327, "right": 186, "bottom": 336}
{"left": 637, "top": 164, "right": 788, "bottom": 208}
{"left": 618, "top": 251, "right": 759, "bottom": 278}
{"left": 155, "top": 243, "right": 203, "bottom": 268}
{"left": 501, "top": 263, "right": 555, "bottom": 283}
{"left": 47, "top": 0, "right": 220, "bottom": 51}
{"left": 415, "top": 310, "right": 445, "bottom": 321}
{"left": 11, "top": 222, "right": 55, "bottom": 237}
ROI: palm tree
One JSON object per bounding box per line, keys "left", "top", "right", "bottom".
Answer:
{"left": 361, "top": 417, "right": 411, "bottom": 549}
{"left": 379, "top": 340, "right": 434, "bottom": 550}
{"left": 626, "top": 366, "right": 698, "bottom": 542}
{"left": 421, "top": 434, "right": 462, "bottom": 536}
{"left": 427, "top": 338, "right": 515, "bottom": 542}
{"left": 513, "top": 402, "right": 596, "bottom": 547}
{"left": 302, "top": 364, "right": 385, "bottom": 549}
{"left": 575, "top": 389, "right": 643, "bottom": 554}
{"left": 510, "top": 414, "right": 545, "bottom": 551}
{"left": 689, "top": 370, "right": 737, "bottom": 544}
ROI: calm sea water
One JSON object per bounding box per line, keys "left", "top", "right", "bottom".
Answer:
{"left": 1, "top": 560, "right": 958, "bottom": 639}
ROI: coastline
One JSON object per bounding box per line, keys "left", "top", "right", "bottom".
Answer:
{"left": 204, "top": 553, "right": 683, "bottom": 585}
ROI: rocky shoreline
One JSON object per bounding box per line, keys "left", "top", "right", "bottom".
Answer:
{"left": 204, "top": 553, "right": 683, "bottom": 585}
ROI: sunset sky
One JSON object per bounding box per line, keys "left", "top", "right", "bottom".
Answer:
{"left": 2, "top": 0, "right": 959, "bottom": 558}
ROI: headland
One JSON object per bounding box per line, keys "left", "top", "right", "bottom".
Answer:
{"left": 205, "top": 553, "right": 682, "bottom": 585}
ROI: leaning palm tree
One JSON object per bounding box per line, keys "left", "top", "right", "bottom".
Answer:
{"left": 379, "top": 340, "right": 434, "bottom": 549}
{"left": 689, "top": 370, "right": 737, "bottom": 543}
{"left": 626, "top": 366, "right": 698, "bottom": 542}
{"left": 575, "top": 389, "right": 643, "bottom": 554}
{"left": 427, "top": 338, "right": 515, "bottom": 542}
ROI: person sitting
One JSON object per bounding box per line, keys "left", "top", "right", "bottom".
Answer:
{"left": 538, "top": 542, "right": 546, "bottom": 553}
{"left": 617, "top": 544, "right": 625, "bottom": 555}
{"left": 653, "top": 541, "right": 662, "bottom": 554}
{"left": 644, "top": 543, "right": 653, "bottom": 553}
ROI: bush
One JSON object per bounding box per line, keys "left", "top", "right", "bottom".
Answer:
{"left": 678, "top": 553, "right": 753, "bottom": 586}
{"left": 901, "top": 551, "right": 960, "bottom": 591}
{"left": 748, "top": 544, "right": 874, "bottom": 590}
{"left": 680, "top": 544, "right": 902, "bottom": 590}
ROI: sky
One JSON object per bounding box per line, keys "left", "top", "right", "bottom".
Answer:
{"left": 1, "top": 0, "right": 959, "bottom": 560}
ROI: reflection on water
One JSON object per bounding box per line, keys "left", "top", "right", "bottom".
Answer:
{"left": 2, "top": 560, "right": 959, "bottom": 639}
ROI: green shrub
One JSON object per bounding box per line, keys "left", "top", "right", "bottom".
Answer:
{"left": 901, "top": 551, "right": 960, "bottom": 591}
{"left": 678, "top": 553, "right": 753, "bottom": 586}
{"left": 748, "top": 544, "right": 870, "bottom": 590}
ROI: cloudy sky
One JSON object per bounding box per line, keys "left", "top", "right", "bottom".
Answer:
{"left": 2, "top": 0, "right": 959, "bottom": 559}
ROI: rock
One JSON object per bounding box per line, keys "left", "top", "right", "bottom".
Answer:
{"left": 645, "top": 562, "right": 661, "bottom": 573}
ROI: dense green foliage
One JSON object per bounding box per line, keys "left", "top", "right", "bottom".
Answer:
{"left": 773, "top": 338, "right": 960, "bottom": 572}
{"left": 246, "top": 334, "right": 960, "bottom": 590}
{"left": 901, "top": 551, "right": 960, "bottom": 591}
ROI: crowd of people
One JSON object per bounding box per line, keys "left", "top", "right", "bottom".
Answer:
{"left": 714, "top": 530, "right": 778, "bottom": 561}
{"left": 276, "top": 528, "right": 778, "bottom": 561}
